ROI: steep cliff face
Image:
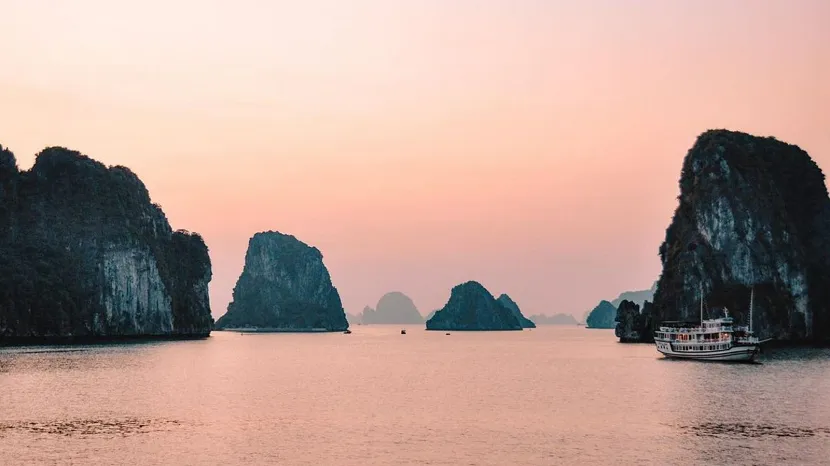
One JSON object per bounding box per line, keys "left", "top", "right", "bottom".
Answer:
{"left": 426, "top": 281, "right": 522, "bottom": 331}
{"left": 361, "top": 292, "right": 423, "bottom": 324}
{"left": 215, "top": 231, "right": 348, "bottom": 331}
{"left": 0, "top": 145, "right": 213, "bottom": 341}
{"left": 615, "top": 300, "right": 654, "bottom": 343}
{"left": 586, "top": 301, "right": 617, "bottom": 329}
{"left": 496, "top": 294, "right": 536, "bottom": 328}
{"left": 653, "top": 130, "right": 830, "bottom": 342}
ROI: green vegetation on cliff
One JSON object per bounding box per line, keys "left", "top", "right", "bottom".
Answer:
{"left": 215, "top": 231, "right": 348, "bottom": 331}
{"left": 0, "top": 145, "right": 212, "bottom": 341}
{"left": 426, "top": 281, "right": 522, "bottom": 331}
{"left": 653, "top": 130, "right": 830, "bottom": 343}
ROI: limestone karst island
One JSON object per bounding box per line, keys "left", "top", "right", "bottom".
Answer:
{"left": 425, "top": 281, "right": 533, "bottom": 331}
{"left": 0, "top": 146, "right": 212, "bottom": 343}
{"left": 214, "top": 231, "right": 349, "bottom": 332}
{"left": 612, "top": 130, "right": 830, "bottom": 347}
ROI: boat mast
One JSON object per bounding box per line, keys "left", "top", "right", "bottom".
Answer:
{"left": 700, "top": 282, "right": 704, "bottom": 323}
{"left": 749, "top": 287, "right": 754, "bottom": 333}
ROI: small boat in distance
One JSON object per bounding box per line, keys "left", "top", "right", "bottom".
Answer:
{"left": 654, "top": 286, "right": 770, "bottom": 362}
{"left": 400, "top": 329, "right": 406, "bottom": 335}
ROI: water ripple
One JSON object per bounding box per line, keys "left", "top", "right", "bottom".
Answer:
{"left": 0, "top": 418, "right": 181, "bottom": 438}
{"left": 675, "top": 422, "right": 830, "bottom": 439}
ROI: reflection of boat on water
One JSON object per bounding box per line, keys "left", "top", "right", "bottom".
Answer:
{"left": 654, "top": 287, "right": 772, "bottom": 362}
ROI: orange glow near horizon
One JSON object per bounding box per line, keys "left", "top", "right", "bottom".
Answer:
{"left": 1, "top": 0, "right": 828, "bottom": 319}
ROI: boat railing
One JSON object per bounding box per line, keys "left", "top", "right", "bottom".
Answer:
{"left": 658, "top": 326, "right": 733, "bottom": 333}
{"left": 671, "top": 337, "right": 732, "bottom": 343}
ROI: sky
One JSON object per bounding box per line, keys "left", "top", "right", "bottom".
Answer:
{"left": 1, "top": 0, "right": 828, "bottom": 320}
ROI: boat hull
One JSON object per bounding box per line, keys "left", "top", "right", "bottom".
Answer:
{"left": 655, "top": 343, "right": 759, "bottom": 362}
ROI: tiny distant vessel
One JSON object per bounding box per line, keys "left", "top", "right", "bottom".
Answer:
{"left": 400, "top": 329, "right": 406, "bottom": 335}
{"left": 344, "top": 329, "right": 352, "bottom": 334}
{"left": 654, "top": 286, "right": 771, "bottom": 362}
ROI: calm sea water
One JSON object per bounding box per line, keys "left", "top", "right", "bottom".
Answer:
{"left": 1, "top": 326, "right": 829, "bottom": 465}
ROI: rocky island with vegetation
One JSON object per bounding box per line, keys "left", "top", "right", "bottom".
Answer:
{"left": 585, "top": 300, "right": 617, "bottom": 329}
{"left": 425, "top": 281, "right": 522, "bottom": 331}
{"left": 0, "top": 145, "right": 213, "bottom": 344}
{"left": 643, "top": 129, "right": 830, "bottom": 344}
{"left": 215, "top": 231, "right": 349, "bottom": 332}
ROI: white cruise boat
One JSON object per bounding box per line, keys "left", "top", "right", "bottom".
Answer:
{"left": 654, "top": 287, "right": 769, "bottom": 362}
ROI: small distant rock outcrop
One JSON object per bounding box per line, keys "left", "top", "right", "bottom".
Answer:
{"left": 426, "top": 281, "right": 522, "bottom": 331}
{"left": 653, "top": 130, "right": 830, "bottom": 343}
{"left": 496, "top": 294, "right": 536, "bottom": 328}
{"left": 360, "top": 292, "right": 424, "bottom": 324}
{"left": 215, "top": 231, "right": 348, "bottom": 331}
{"left": 585, "top": 300, "right": 617, "bottom": 329}
{"left": 615, "top": 300, "right": 655, "bottom": 343}
{"left": 0, "top": 145, "right": 212, "bottom": 343}
{"left": 529, "top": 314, "right": 579, "bottom": 325}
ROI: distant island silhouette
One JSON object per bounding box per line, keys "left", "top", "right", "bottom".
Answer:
{"left": 356, "top": 292, "right": 424, "bottom": 325}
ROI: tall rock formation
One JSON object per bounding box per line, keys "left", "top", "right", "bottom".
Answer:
{"left": 426, "top": 281, "right": 522, "bottom": 331}
{"left": 585, "top": 301, "right": 617, "bottom": 329}
{"left": 496, "top": 294, "right": 536, "bottom": 328}
{"left": 615, "top": 300, "right": 654, "bottom": 343}
{"left": 215, "top": 231, "right": 348, "bottom": 331}
{"left": 653, "top": 130, "right": 830, "bottom": 343}
{"left": 0, "top": 145, "right": 212, "bottom": 342}
{"left": 361, "top": 292, "right": 423, "bottom": 324}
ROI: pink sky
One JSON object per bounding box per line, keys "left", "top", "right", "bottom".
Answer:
{"left": 1, "top": 0, "right": 828, "bottom": 319}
